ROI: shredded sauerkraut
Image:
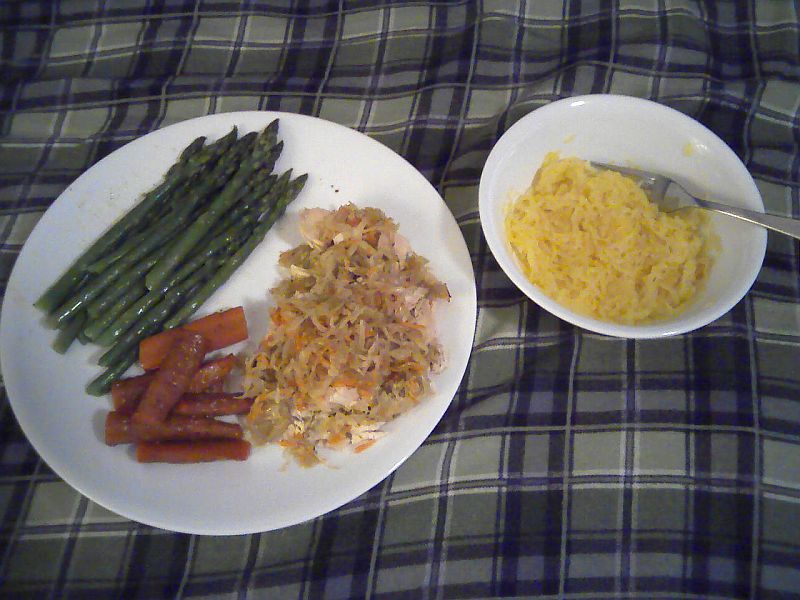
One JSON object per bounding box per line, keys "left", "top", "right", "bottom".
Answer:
{"left": 244, "top": 203, "right": 450, "bottom": 467}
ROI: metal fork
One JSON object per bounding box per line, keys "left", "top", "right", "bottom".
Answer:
{"left": 590, "top": 162, "right": 800, "bottom": 241}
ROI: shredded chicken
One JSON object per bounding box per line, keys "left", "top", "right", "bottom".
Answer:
{"left": 244, "top": 203, "right": 450, "bottom": 467}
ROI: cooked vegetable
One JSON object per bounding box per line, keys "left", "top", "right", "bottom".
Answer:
{"left": 52, "top": 310, "right": 87, "bottom": 354}
{"left": 106, "top": 412, "right": 243, "bottom": 445}
{"left": 245, "top": 204, "right": 450, "bottom": 466}
{"left": 50, "top": 135, "right": 256, "bottom": 328}
{"left": 82, "top": 255, "right": 162, "bottom": 340}
{"left": 144, "top": 124, "right": 280, "bottom": 291}
{"left": 96, "top": 259, "right": 217, "bottom": 368}
{"left": 139, "top": 307, "right": 247, "bottom": 371}
{"left": 87, "top": 130, "right": 243, "bottom": 278}
{"left": 33, "top": 134, "right": 210, "bottom": 313}
{"left": 164, "top": 174, "right": 307, "bottom": 329}
{"left": 105, "top": 313, "right": 248, "bottom": 464}
{"left": 35, "top": 119, "right": 306, "bottom": 395}
{"left": 130, "top": 414, "right": 243, "bottom": 443}
{"left": 94, "top": 246, "right": 227, "bottom": 347}
{"left": 172, "top": 393, "right": 253, "bottom": 417}
{"left": 135, "top": 440, "right": 251, "bottom": 463}
{"left": 104, "top": 411, "right": 135, "bottom": 446}
{"left": 84, "top": 253, "right": 159, "bottom": 321}
{"left": 110, "top": 375, "right": 152, "bottom": 415}
{"left": 44, "top": 128, "right": 237, "bottom": 313}
{"left": 92, "top": 170, "right": 277, "bottom": 349}
{"left": 204, "top": 380, "right": 226, "bottom": 393}
{"left": 185, "top": 354, "right": 238, "bottom": 393}
{"left": 86, "top": 351, "right": 138, "bottom": 397}
{"left": 110, "top": 354, "right": 238, "bottom": 414}
{"left": 132, "top": 332, "right": 207, "bottom": 427}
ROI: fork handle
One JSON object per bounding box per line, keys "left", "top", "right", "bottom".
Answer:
{"left": 695, "top": 198, "right": 800, "bottom": 241}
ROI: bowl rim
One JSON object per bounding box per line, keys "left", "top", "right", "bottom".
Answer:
{"left": 478, "top": 93, "right": 767, "bottom": 339}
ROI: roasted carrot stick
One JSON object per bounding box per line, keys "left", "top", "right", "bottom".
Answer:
{"left": 110, "top": 374, "right": 152, "bottom": 414}
{"left": 111, "top": 354, "right": 238, "bottom": 414}
{"left": 139, "top": 307, "right": 247, "bottom": 370}
{"left": 135, "top": 440, "right": 251, "bottom": 463}
{"left": 131, "top": 414, "right": 243, "bottom": 442}
{"left": 204, "top": 380, "right": 226, "bottom": 393}
{"left": 106, "top": 411, "right": 243, "bottom": 445}
{"left": 172, "top": 393, "right": 253, "bottom": 417}
{"left": 105, "top": 411, "right": 135, "bottom": 446}
{"left": 186, "top": 354, "right": 237, "bottom": 393}
{"left": 132, "top": 332, "right": 207, "bottom": 427}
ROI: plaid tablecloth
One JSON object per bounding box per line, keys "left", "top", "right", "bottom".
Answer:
{"left": 1, "top": 1, "right": 799, "bottom": 598}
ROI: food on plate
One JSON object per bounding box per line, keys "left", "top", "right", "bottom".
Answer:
{"left": 105, "top": 412, "right": 243, "bottom": 445}
{"left": 244, "top": 203, "right": 450, "bottom": 467}
{"left": 135, "top": 440, "right": 251, "bottom": 463}
{"left": 33, "top": 120, "right": 307, "bottom": 394}
{"left": 504, "top": 152, "right": 716, "bottom": 324}
{"left": 138, "top": 307, "right": 248, "bottom": 370}
{"left": 110, "top": 354, "right": 238, "bottom": 413}
{"left": 113, "top": 388, "right": 251, "bottom": 419}
{"left": 171, "top": 393, "right": 254, "bottom": 417}
{"left": 132, "top": 331, "right": 208, "bottom": 428}
{"left": 103, "top": 309, "right": 252, "bottom": 463}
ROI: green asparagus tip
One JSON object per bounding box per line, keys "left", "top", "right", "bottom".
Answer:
{"left": 239, "top": 130, "right": 258, "bottom": 145}
{"left": 178, "top": 136, "right": 207, "bottom": 162}
{"left": 270, "top": 140, "right": 284, "bottom": 156}
{"left": 218, "top": 127, "right": 238, "bottom": 146}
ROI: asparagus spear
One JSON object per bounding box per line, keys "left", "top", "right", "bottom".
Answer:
{"left": 83, "top": 283, "right": 147, "bottom": 342}
{"left": 33, "top": 133, "right": 216, "bottom": 313}
{"left": 206, "top": 173, "right": 279, "bottom": 236}
{"left": 76, "top": 328, "right": 90, "bottom": 344}
{"left": 94, "top": 170, "right": 283, "bottom": 346}
{"left": 96, "top": 261, "right": 217, "bottom": 367}
{"left": 84, "top": 246, "right": 166, "bottom": 319}
{"left": 86, "top": 350, "right": 138, "bottom": 396}
{"left": 95, "top": 168, "right": 285, "bottom": 346}
{"left": 95, "top": 235, "right": 244, "bottom": 346}
{"left": 144, "top": 124, "right": 281, "bottom": 291}
{"left": 50, "top": 132, "right": 257, "bottom": 327}
{"left": 90, "top": 130, "right": 259, "bottom": 274}
{"left": 52, "top": 310, "right": 87, "bottom": 354}
{"left": 163, "top": 173, "right": 307, "bottom": 329}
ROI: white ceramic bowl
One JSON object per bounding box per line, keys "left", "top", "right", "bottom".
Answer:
{"left": 479, "top": 94, "right": 767, "bottom": 338}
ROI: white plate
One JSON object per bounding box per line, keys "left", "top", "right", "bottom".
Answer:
{"left": 0, "top": 112, "right": 477, "bottom": 535}
{"left": 479, "top": 94, "right": 766, "bottom": 338}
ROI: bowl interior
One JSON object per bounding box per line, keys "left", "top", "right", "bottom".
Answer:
{"left": 479, "top": 95, "right": 767, "bottom": 337}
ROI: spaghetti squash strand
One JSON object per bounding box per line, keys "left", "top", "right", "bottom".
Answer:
{"left": 505, "top": 153, "right": 716, "bottom": 324}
